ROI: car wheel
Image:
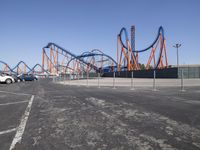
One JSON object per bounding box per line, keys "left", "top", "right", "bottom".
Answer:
{"left": 5, "top": 79, "right": 12, "bottom": 84}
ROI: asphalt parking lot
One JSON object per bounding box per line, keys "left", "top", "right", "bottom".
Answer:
{"left": 0, "top": 79, "right": 200, "bottom": 150}
{"left": 0, "top": 88, "right": 33, "bottom": 150}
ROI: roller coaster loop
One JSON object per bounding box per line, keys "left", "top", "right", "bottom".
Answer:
{"left": 117, "top": 26, "right": 168, "bottom": 71}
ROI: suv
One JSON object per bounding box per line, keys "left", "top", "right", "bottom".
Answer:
{"left": 18, "top": 74, "right": 37, "bottom": 81}
{"left": 0, "top": 73, "right": 15, "bottom": 84}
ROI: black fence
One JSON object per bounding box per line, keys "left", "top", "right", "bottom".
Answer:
{"left": 102, "top": 68, "right": 178, "bottom": 78}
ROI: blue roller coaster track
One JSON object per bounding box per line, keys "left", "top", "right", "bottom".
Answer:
{"left": 118, "top": 26, "right": 165, "bottom": 69}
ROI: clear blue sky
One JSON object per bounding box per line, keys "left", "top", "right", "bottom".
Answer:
{"left": 0, "top": 0, "right": 200, "bottom": 67}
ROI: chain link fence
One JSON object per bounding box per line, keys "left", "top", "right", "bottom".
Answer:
{"left": 52, "top": 70, "right": 200, "bottom": 92}
{"left": 178, "top": 66, "right": 200, "bottom": 78}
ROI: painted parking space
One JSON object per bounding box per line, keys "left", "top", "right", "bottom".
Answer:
{"left": 0, "top": 90, "right": 34, "bottom": 150}
{"left": 0, "top": 91, "right": 30, "bottom": 104}
{"left": 0, "top": 104, "right": 27, "bottom": 132}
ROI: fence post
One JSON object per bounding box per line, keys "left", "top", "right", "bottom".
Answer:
{"left": 98, "top": 73, "right": 100, "bottom": 88}
{"left": 77, "top": 72, "right": 80, "bottom": 86}
{"left": 153, "top": 70, "right": 156, "bottom": 91}
{"left": 131, "top": 71, "right": 134, "bottom": 90}
{"left": 69, "top": 73, "right": 71, "bottom": 86}
{"left": 113, "top": 72, "right": 116, "bottom": 89}
{"left": 87, "top": 71, "right": 89, "bottom": 87}
{"left": 64, "top": 75, "right": 66, "bottom": 84}
{"left": 181, "top": 69, "right": 185, "bottom": 91}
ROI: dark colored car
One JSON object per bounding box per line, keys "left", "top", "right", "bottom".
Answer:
{"left": 18, "top": 74, "right": 38, "bottom": 81}
{"left": 12, "top": 74, "right": 22, "bottom": 82}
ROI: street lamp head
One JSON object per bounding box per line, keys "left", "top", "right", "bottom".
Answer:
{"left": 173, "top": 43, "right": 182, "bottom": 48}
{"left": 176, "top": 44, "right": 181, "bottom": 47}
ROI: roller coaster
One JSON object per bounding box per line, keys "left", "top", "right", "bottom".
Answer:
{"left": 42, "top": 43, "right": 116, "bottom": 75}
{"left": 117, "top": 26, "right": 168, "bottom": 71}
{"left": 0, "top": 60, "right": 48, "bottom": 75}
{"left": 0, "top": 26, "right": 168, "bottom": 76}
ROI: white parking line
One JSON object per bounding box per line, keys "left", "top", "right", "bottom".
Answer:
{"left": 0, "top": 128, "right": 16, "bottom": 135}
{"left": 0, "top": 100, "right": 29, "bottom": 106}
{"left": 9, "top": 95, "right": 34, "bottom": 150}
{"left": 0, "top": 91, "right": 30, "bottom": 96}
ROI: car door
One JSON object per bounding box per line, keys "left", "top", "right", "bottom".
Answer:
{"left": 27, "top": 74, "right": 33, "bottom": 81}
{"left": 0, "top": 74, "right": 6, "bottom": 82}
{"left": 0, "top": 74, "right": 4, "bottom": 82}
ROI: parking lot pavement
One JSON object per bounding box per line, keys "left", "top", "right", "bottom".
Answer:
{"left": 0, "top": 88, "right": 33, "bottom": 150}
{"left": 0, "top": 132, "right": 15, "bottom": 150}
{"left": 1, "top": 79, "right": 200, "bottom": 150}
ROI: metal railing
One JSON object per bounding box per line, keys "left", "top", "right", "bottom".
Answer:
{"left": 53, "top": 71, "right": 200, "bottom": 92}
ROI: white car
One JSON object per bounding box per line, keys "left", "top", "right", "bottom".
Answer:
{"left": 0, "top": 73, "right": 15, "bottom": 84}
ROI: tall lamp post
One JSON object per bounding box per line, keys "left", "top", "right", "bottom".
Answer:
{"left": 173, "top": 44, "right": 181, "bottom": 79}
{"left": 173, "top": 44, "right": 181, "bottom": 69}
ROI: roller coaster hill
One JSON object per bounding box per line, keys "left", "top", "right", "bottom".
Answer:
{"left": 0, "top": 26, "right": 180, "bottom": 78}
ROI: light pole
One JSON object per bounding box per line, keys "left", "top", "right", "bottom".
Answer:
{"left": 173, "top": 44, "right": 181, "bottom": 69}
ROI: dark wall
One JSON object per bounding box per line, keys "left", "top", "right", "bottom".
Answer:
{"left": 102, "top": 68, "right": 178, "bottom": 78}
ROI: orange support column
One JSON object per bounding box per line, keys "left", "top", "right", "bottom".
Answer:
{"left": 24, "top": 64, "right": 26, "bottom": 74}
{"left": 164, "top": 39, "right": 168, "bottom": 67}
{"left": 50, "top": 47, "right": 53, "bottom": 74}
{"left": 146, "top": 47, "right": 156, "bottom": 69}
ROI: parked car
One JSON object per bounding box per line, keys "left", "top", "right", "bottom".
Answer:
{"left": 11, "top": 74, "right": 22, "bottom": 82}
{"left": 0, "top": 73, "right": 15, "bottom": 84}
{"left": 18, "top": 74, "right": 38, "bottom": 81}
